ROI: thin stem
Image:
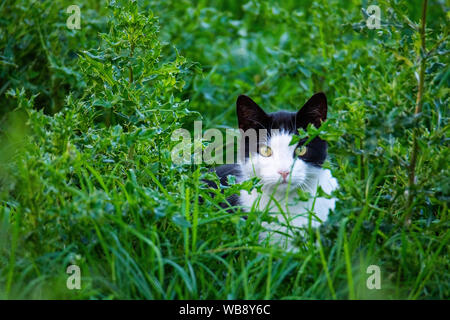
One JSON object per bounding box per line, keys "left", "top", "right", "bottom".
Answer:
{"left": 129, "top": 43, "right": 135, "bottom": 84}
{"left": 405, "top": 0, "right": 428, "bottom": 226}
{"left": 358, "top": 137, "right": 365, "bottom": 181}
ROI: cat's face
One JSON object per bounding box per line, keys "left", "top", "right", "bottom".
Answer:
{"left": 236, "top": 93, "right": 328, "bottom": 191}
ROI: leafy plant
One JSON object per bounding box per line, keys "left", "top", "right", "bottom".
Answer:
{"left": 0, "top": 0, "right": 448, "bottom": 299}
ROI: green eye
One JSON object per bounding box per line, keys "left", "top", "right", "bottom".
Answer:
{"left": 295, "top": 146, "right": 307, "bottom": 157}
{"left": 259, "top": 145, "right": 272, "bottom": 157}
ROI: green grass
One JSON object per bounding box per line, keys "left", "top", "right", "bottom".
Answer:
{"left": 0, "top": 0, "right": 448, "bottom": 299}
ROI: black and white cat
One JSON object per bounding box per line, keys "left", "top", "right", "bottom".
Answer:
{"left": 213, "top": 93, "right": 338, "bottom": 250}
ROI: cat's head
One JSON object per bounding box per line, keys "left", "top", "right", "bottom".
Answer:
{"left": 236, "top": 93, "right": 328, "bottom": 190}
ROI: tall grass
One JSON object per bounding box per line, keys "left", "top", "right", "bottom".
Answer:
{"left": 0, "top": 0, "right": 448, "bottom": 299}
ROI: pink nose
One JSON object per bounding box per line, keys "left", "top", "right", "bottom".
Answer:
{"left": 278, "top": 170, "right": 290, "bottom": 181}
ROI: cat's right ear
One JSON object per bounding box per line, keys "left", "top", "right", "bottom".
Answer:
{"left": 296, "top": 92, "right": 328, "bottom": 129}
{"left": 236, "top": 95, "right": 269, "bottom": 131}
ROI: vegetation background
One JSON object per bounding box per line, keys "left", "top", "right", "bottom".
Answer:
{"left": 0, "top": 0, "right": 448, "bottom": 299}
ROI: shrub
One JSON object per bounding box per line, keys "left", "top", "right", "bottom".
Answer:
{"left": 0, "top": 0, "right": 448, "bottom": 299}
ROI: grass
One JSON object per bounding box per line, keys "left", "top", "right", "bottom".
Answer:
{"left": 0, "top": 0, "right": 448, "bottom": 299}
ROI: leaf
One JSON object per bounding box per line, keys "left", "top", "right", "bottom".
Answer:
{"left": 172, "top": 215, "right": 191, "bottom": 228}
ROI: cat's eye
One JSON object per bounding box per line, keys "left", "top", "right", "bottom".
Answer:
{"left": 259, "top": 145, "right": 272, "bottom": 157}
{"left": 295, "top": 146, "right": 307, "bottom": 157}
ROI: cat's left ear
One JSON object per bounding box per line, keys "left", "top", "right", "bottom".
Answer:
{"left": 236, "top": 95, "right": 270, "bottom": 131}
{"left": 296, "top": 92, "right": 327, "bottom": 129}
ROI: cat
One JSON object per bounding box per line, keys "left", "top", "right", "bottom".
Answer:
{"left": 210, "top": 92, "right": 338, "bottom": 251}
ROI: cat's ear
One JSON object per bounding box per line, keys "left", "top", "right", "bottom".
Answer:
{"left": 296, "top": 92, "right": 327, "bottom": 129}
{"left": 236, "top": 95, "right": 269, "bottom": 131}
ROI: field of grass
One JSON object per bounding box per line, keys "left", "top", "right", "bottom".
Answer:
{"left": 0, "top": 0, "right": 448, "bottom": 299}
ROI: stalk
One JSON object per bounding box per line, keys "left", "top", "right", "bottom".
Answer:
{"left": 405, "top": 0, "right": 428, "bottom": 225}
{"left": 129, "top": 43, "right": 135, "bottom": 84}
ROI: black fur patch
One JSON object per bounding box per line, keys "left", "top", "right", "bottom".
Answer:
{"left": 203, "top": 164, "right": 241, "bottom": 209}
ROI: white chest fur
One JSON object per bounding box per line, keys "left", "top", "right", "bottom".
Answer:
{"left": 239, "top": 168, "right": 338, "bottom": 250}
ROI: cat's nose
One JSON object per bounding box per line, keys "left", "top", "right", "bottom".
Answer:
{"left": 278, "top": 170, "right": 290, "bottom": 181}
